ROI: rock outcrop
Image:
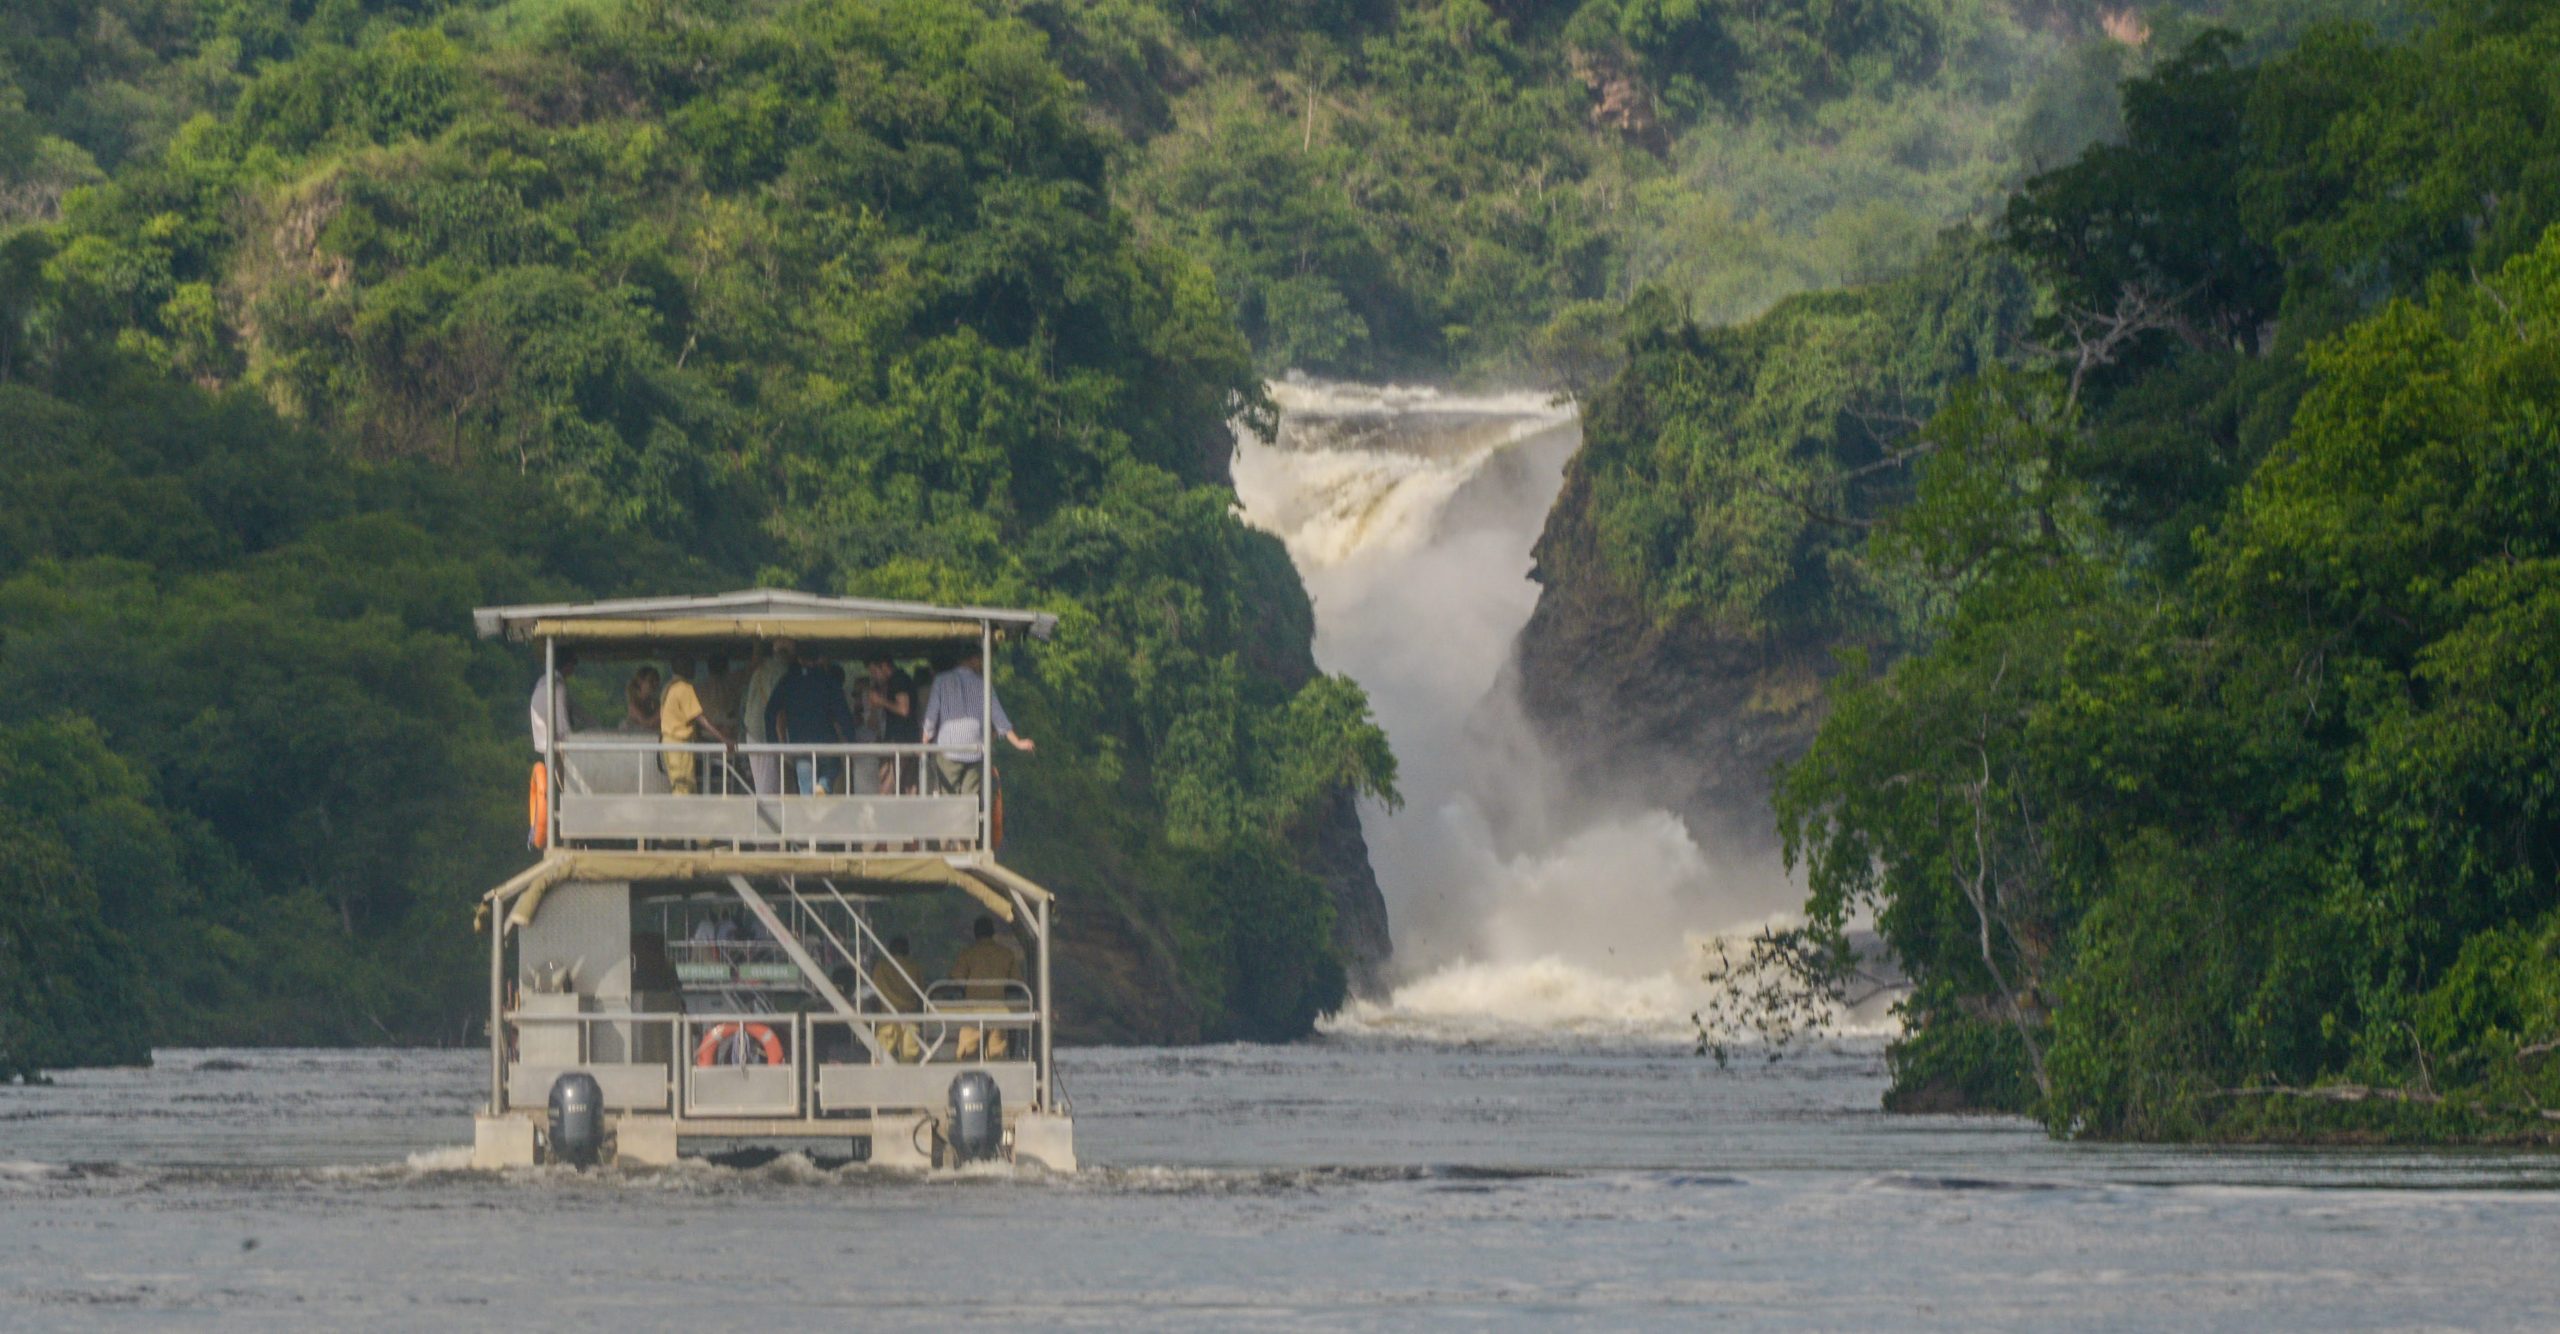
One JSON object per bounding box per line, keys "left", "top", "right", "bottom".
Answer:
{"left": 1510, "top": 459, "right": 1851, "bottom": 853}
{"left": 1306, "top": 787, "right": 1392, "bottom": 995}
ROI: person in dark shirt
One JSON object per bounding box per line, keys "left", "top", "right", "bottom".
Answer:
{"left": 892, "top": 663, "right": 931, "bottom": 794}
{"left": 766, "top": 654, "right": 853, "bottom": 793}
{"left": 861, "top": 655, "right": 917, "bottom": 794}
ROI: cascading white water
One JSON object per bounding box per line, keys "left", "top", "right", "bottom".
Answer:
{"left": 1233, "top": 378, "right": 1812, "bottom": 1043}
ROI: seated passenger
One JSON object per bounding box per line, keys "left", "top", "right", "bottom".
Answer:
{"left": 948, "top": 916, "right": 1022, "bottom": 1060}
{"left": 871, "top": 935, "right": 924, "bottom": 1063}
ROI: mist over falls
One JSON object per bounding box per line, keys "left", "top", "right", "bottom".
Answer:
{"left": 1233, "top": 380, "right": 1802, "bottom": 1040}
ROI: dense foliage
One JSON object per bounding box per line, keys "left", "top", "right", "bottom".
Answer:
{"left": 1545, "top": 235, "right": 2034, "bottom": 643}
{"left": 0, "top": 0, "right": 1402, "bottom": 1070}
{"left": 1767, "top": 1, "right": 2560, "bottom": 1139}
{"left": 1067, "top": 0, "right": 2153, "bottom": 382}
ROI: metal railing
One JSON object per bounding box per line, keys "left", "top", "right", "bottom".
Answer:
{"left": 546, "top": 739, "right": 999, "bottom": 851}
{"left": 555, "top": 739, "right": 978, "bottom": 796}
{"left": 501, "top": 1004, "right": 1045, "bottom": 1120}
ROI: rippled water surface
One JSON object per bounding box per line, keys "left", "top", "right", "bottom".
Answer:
{"left": 6, "top": 1041, "right": 2560, "bottom": 1329}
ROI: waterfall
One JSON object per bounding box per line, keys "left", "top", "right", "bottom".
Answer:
{"left": 1233, "top": 378, "right": 1806, "bottom": 1043}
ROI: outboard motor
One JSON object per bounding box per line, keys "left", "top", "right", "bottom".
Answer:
{"left": 547, "top": 1072, "right": 604, "bottom": 1167}
{"left": 947, "top": 1070, "right": 1002, "bottom": 1165}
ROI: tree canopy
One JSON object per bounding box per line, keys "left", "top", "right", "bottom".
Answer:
{"left": 1764, "top": 4, "right": 2560, "bottom": 1139}
{"left": 0, "top": 0, "right": 1402, "bottom": 1066}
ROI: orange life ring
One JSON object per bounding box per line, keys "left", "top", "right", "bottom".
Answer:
{"left": 528, "top": 762, "right": 549, "bottom": 849}
{"left": 694, "top": 1022, "right": 784, "bottom": 1067}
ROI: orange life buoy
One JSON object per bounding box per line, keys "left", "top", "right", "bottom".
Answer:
{"left": 528, "top": 762, "right": 549, "bottom": 849}
{"left": 694, "top": 1022, "right": 784, "bottom": 1067}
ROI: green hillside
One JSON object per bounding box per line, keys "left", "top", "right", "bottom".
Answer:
{"left": 0, "top": 0, "right": 1400, "bottom": 1074}
{"left": 1531, "top": 0, "right": 2560, "bottom": 1141}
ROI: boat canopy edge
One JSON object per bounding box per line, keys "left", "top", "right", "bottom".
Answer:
{"left": 473, "top": 588, "right": 1056, "bottom": 644}
{"left": 479, "top": 851, "right": 1050, "bottom": 931}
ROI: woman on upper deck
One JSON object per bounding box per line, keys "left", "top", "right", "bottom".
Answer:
{"left": 621, "top": 666, "right": 661, "bottom": 731}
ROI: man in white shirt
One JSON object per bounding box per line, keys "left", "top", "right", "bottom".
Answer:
{"left": 740, "top": 640, "right": 793, "bottom": 797}
{"left": 920, "top": 648, "right": 1033, "bottom": 795}
{"left": 528, "top": 652, "right": 590, "bottom": 759}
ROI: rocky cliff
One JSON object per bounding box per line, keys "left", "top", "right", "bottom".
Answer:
{"left": 1511, "top": 456, "right": 1855, "bottom": 855}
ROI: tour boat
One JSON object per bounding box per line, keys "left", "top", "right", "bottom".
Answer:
{"left": 466, "top": 589, "right": 1074, "bottom": 1171}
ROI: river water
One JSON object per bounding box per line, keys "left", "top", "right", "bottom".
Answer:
{"left": 6, "top": 1042, "right": 2560, "bottom": 1328}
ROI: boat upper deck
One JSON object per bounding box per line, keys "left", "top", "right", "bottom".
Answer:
{"left": 479, "top": 589, "right": 1054, "bottom": 856}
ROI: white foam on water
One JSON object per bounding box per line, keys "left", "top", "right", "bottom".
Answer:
{"left": 1324, "top": 957, "right": 1709, "bottom": 1043}
{"left": 1236, "top": 379, "right": 1575, "bottom": 570}
{"left": 402, "top": 1146, "right": 475, "bottom": 1173}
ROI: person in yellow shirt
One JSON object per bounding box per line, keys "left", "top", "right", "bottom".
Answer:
{"left": 947, "top": 915, "right": 1022, "bottom": 1060}
{"left": 870, "top": 935, "right": 925, "bottom": 1063}
{"left": 658, "top": 656, "right": 736, "bottom": 795}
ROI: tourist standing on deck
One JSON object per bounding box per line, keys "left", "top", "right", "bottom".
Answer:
{"left": 741, "top": 640, "right": 791, "bottom": 796}
{"left": 528, "top": 651, "right": 589, "bottom": 759}
{"left": 659, "top": 657, "right": 735, "bottom": 795}
{"left": 891, "top": 662, "right": 929, "bottom": 793}
{"left": 697, "top": 652, "right": 745, "bottom": 742}
{"left": 766, "top": 651, "right": 852, "bottom": 793}
{"left": 528, "top": 652, "right": 589, "bottom": 849}
{"left": 622, "top": 666, "right": 661, "bottom": 731}
{"left": 920, "top": 648, "right": 1031, "bottom": 795}
{"left": 855, "top": 655, "right": 914, "bottom": 795}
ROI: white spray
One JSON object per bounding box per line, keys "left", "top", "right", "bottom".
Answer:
{"left": 1233, "top": 378, "right": 1809, "bottom": 1043}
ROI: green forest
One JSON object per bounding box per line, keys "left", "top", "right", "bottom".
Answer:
{"left": 0, "top": 0, "right": 1418, "bottom": 1075}
{"left": 1555, "top": 0, "right": 2560, "bottom": 1140}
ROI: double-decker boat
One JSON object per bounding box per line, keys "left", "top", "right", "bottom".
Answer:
{"left": 466, "top": 589, "right": 1073, "bottom": 1171}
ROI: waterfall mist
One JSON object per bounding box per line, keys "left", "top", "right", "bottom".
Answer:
{"left": 1233, "top": 379, "right": 1809, "bottom": 1042}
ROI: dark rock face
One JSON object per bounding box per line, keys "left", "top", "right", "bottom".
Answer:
{"left": 1035, "top": 781, "right": 1388, "bottom": 1043}
{"left": 1306, "top": 787, "right": 1392, "bottom": 995}
{"left": 1054, "top": 893, "right": 1203, "bottom": 1045}
{"left": 1512, "top": 467, "right": 1845, "bottom": 854}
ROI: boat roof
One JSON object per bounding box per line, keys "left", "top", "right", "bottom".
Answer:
{"left": 472, "top": 588, "right": 1057, "bottom": 654}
